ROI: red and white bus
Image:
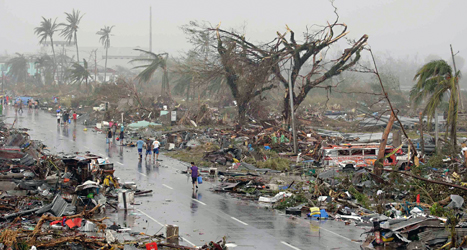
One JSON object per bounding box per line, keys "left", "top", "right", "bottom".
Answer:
{"left": 321, "top": 144, "right": 404, "bottom": 168}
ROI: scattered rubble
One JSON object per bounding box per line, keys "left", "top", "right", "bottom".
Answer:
{"left": 0, "top": 120, "right": 227, "bottom": 249}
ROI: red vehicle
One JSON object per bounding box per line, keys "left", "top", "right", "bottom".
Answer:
{"left": 321, "top": 144, "right": 403, "bottom": 168}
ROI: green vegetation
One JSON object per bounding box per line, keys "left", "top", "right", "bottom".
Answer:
{"left": 166, "top": 147, "right": 210, "bottom": 167}
{"left": 428, "top": 152, "right": 443, "bottom": 168}
{"left": 348, "top": 186, "right": 370, "bottom": 209}
{"left": 429, "top": 202, "right": 445, "bottom": 217}
{"left": 275, "top": 193, "right": 307, "bottom": 210}
{"left": 165, "top": 143, "right": 220, "bottom": 167}
{"left": 254, "top": 149, "right": 291, "bottom": 171}
{"left": 256, "top": 158, "right": 290, "bottom": 171}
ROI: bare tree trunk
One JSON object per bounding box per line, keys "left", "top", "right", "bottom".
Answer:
{"left": 419, "top": 112, "right": 425, "bottom": 156}
{"left": 238, "top": 101, "right": 247, "bottom": 127}
{"left": 104, "top": 47, "right": 108, "bottom": 83}
{"left": 50, "top": 37, "right": 57, "bottom": 85}
{"left": 74, "top": 32, "right": 80, "bottom": 63}
{"left": 452, "top": 116, "right": 457, "bottom": 151}
{"left": 375, "top": 111, "right": 395, "bottom": 175}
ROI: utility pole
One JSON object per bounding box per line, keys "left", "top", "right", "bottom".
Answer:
{"left": 1, "top": 66, "right": 4, "bottom": 95}
{"left": 149, "top": 6, "right": 152, "bottom": 52}
{"left": 450, "top": 44, "right": 463, "bottom": 110}
{"left": 435, "top": 109, "right": 439, "bottom": 150}
{"left": 287, "top": 60, "right": 298, "bottom": 154}
{"left": 94, "top": 49, "right": 98, "bottom": 83}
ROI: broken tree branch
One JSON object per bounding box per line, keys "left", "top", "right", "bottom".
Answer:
{"left": 383, "top": 169, "right": 467, "bottom": 192}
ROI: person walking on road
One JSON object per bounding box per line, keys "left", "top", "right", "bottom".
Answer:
{"left": 18, "top": 100, "right": 23, "bottom": 114}
{"left": 111, "top": 120, "right": 117, "bottom": 138}
{"left": 119, "top": 125, "right": 125, "bottom": 146}
{"left": 63, "top": 112, "right": 69, "bottom": 127}
{"left": 136, "top": 137, "right": 144, "bottom": 160}
{"left": 190, "top": 162, "right": 199, "bottom": 190}
{"left": 107, "top": 128, "right": 112, "bottom": 145}
{"left": 152, "top": 138, "right": 160, "bottom": 161}
{"left": 56, "top": 111, "right": 61, "bottom": 124}
{"left": 72, "top": 111, "right": 77, "bottom": 124}
{"left": 144, "top": 139, "right": 152, "bottom": 160}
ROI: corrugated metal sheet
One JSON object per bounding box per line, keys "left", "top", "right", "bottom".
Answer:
{"left": 50, "top": 195, "right": 68, "bottom": 217}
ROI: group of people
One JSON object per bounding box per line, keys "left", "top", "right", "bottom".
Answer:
{"left": 12, "top": 98, "right": 40, "bottom": 114}
{"left": 56, "top": 110, "right": 77, "bottom": 126}
{"left": 14, "top": 99, "right": 24, "bottom": 114}
{"left": 106, "top": 122, "right": 125, "bottom": 146}
{"left": 136, "top": 137, "right": 160, "bottom": 161}
{"left": 26, "top": 99, "right": 39, "bottom": 109}
{"left": 3, "top": 95, "right": 9, "bottom": 105}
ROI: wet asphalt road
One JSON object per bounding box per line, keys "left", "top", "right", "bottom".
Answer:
{"left": 5, "top": 106, "right": 365, "bottom": 249}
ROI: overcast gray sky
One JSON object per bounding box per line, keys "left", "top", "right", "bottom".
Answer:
{"left": 1, "top": 0, "right": 466, "bottom": 70}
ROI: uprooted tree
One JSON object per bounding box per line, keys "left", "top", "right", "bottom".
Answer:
{"left": 182, "top": 22, "right": 281, "bottom": 126}
{"left": 277, "top": 28, "right": 368, "bottom": 124}
{"left": 182, "top": 6, "right": 368, "bottom": 126}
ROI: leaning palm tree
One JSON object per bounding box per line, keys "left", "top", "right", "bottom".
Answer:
{"left": 68, "top": 59, "right": 91, "bottom": 88}
{"left": 34, "top": 17, "right": 58, "bottom": 83}
{"left": 60, "top": 9, "right": 84, "bottom": 62}
{"left": 131, "top": 49, "right": 171, "bottom": 100}
{"left": 410, "top": 60, "right": 460, "bottom": 149}
{"left": 6, "top": 53, "right": 29, "bottom": 84}
{"left": 96, "top": 25, "right": 114, "bottom": 83}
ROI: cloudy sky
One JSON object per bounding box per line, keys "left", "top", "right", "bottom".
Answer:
{"left": 0, "top": 0, "right": 466, "bottom": 69}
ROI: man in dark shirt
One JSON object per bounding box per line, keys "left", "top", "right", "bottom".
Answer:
{"left": 63, "top": 112, "right": 69, "bottom": 127}
{"left": 190, "top": 162, "right": 199, "bottom": 190}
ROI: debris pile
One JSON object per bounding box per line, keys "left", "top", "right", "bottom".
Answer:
{"left": 0, "top": 120, "right": 226, "bottom": 249}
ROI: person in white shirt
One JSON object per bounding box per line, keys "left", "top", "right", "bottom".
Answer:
{"left": 56, "top": 111, "right": 61, "bottom": 124}
{"left": 152, "top": 139, "right": 160, "bottom": 161}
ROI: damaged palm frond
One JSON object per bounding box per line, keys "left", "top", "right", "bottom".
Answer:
{"left": 131, "top": 49, "right": 172, "bottom": 102}
{"left": 131, "top": 49, "right": 168, "bottom": 83}
{"left": 67, "top": 59, "right": 91, "bottom": 87}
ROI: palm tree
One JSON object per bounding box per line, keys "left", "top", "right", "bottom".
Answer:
{"left": 34, "top": 17, "right": 58, "bottom": 83}
{"left": 96, "top": 25, "right": 114, "bottom": 83}
{"left": 410, "top": 60, "right": 460, "bottom": 149}
{"left": 34, "top": 55, "right": 54, "bottom": 85}
{"left": 68, "top": 59, "right": 91, "bottom": 88}
{"left": 60, "top": 9, "right": 84, "bottom": 62}
{"left": 131, "top": 49, "right": 171, "bottom": 100}
{"left": 6, "top": 54, "right": 29, "bottom": 84}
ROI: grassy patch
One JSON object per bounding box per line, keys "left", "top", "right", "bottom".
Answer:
{"left": 256, "top": 158, "right": 291, "bottom": 171}
{"left": 254, "top": 149, "right": 291, "bottom": 171}
{"left": 165, "top": 143, "right": 219, "bottom": 167}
